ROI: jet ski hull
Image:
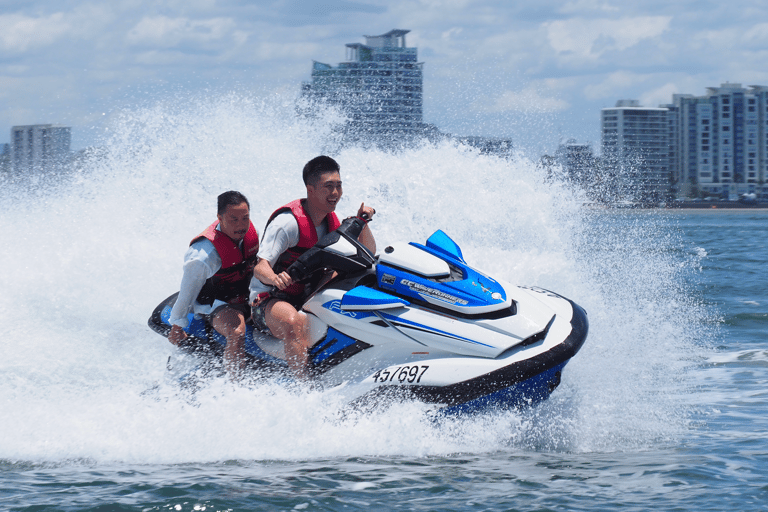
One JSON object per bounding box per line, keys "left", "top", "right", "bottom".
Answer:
{"left": 148, "top": 292, "right": 587, "bottom": 415}
{"left": 149, "top": 223, "right": 588, "bottom": 414}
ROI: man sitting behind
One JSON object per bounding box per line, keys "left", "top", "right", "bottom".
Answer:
{"left": 168, "top": 190, "right": 259, "bottom": 379}
{"left": 251, "top": 155, "right": 375, "bottom": 378}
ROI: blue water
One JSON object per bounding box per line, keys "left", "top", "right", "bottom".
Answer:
{"left": 1, "top": 95, "right": 767, "bottom": 511}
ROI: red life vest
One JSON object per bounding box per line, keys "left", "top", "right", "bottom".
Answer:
{"left": 266, "top": 199, "right": 341, "bottom": 297}
{"left": 191, "top": 220, "right": 260, "bottom": 305}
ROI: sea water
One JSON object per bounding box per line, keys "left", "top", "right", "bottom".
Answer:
{"left": 1, "top": 93, "right": 766, "bottom": 511}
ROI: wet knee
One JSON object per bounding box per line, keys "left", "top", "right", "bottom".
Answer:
{"left": 287, "top": 312, "right": 310, "bottom": 336}
{"left": 229, "top": 323, "right": 246, "bottom": 343}
{"left": 265, "top": 303, "right": 308, "bottom": 339}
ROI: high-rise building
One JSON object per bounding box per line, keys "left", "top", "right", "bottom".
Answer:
{"left": 671, "top": 83, "right": 768, "bottom": 199}
{"left": 601, "top": 100, "right": 672, "bottom": 203}
{"left": 555, "top": 139, "right": 596, "bottom": 184}
{"left": 302, "top": 29, "right": 424, "bottom": 142}
{"left": 10, "top": 124, "right": 71, "bottom": 176}
{"left": 0, "top": 143, "right": 10, "bottom": 174}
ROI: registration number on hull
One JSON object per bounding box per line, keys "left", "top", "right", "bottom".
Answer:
{"left": 372, "top": 365, "right": 429, "bottom": 384}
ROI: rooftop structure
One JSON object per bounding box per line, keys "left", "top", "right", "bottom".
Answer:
{"left": 302, "top": 29, "right": 424, "bottom": 143}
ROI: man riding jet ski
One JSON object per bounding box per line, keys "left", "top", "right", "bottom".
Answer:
{"left": 149, "top": 216, "right": 588, "bottom": 414}
{"left": 165, "top": 190, "right": 258, "bottom": 380}
{"left": 250, "top": 155, "right": 376, "bottom": 380}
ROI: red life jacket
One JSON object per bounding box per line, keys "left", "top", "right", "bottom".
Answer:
{"left": 266, "top": 199, "right": 341, "bottom": 297}
{"left": 191, "top": 220, "right": 260, "bottom": 305}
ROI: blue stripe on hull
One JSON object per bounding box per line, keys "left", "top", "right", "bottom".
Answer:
{"left": 310, "top": 328, "right": 358, "bottom": 364}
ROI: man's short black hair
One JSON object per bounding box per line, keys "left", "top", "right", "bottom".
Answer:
{"left": 303, "top": 155, "right": 340, "bottom": 186}
{"left": 217, "top": 190, "right": 249, "bottom": 215}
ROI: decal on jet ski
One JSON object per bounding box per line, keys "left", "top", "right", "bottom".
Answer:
{"left": 520, "top": 286, "right": 564, "bottom": 300}
{"left": 372, "top": 365, "right": 429, "bottom": 384}
{"left": 378, "top": 311, "right": 494, "bottom": 348}
{"left": 400, "top": 279, "right": 469, "bottom": 306}
{"left": 322, "top": 300, "right": 375, "bottom": 319}
{"left": 310, "top": 327, "right": 372, "bottom": 373}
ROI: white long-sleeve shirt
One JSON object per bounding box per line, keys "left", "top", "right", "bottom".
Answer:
{"left": 169, "top": 224, "right": 261, "bottom": 328}
{"left": 168, "top": 237, "right": 223, "bottom": 328}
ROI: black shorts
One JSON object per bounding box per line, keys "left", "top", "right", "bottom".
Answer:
{"left": 250, "top": 292, "right": 304, "bottom": 333}
{"left": 204, "top": 302, "right": 251, "bottom": 323}
{"left": 250, "top": 298, "right": 274, "bottom": 333}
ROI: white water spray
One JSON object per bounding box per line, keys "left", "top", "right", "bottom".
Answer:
{"left": 0, "top": 91, "right": 708, "bottom": 462}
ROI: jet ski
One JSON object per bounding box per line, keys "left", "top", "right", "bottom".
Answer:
{"left": 148, "top": 216, "right": 588, "bottom": 414}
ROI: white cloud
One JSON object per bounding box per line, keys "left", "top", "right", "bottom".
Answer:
{"left": 0, "top": 13, "right": 72, "bottom": 53}
{"left": 126, "top": 15, "right": 242, "bottom": 49}
{"left": 253, "top": 41, "right": 321, "bottom": 62}
{"left": 477, "top": 84, "right": 570, "bottom": 114}
{"left": 560, "top": 0, "right": 619, "bottom": 14}
{"left": 545, "top": 15, "right": 671, "bottom": 61}
{"left": 412, "top": 0, "right": 474, "bottom": 10}
{"left": 440, "top": 27, "right": 464, "bottom": 41}
{"left": 583, "top": 70, "right": 644, "bottom": 101}
{"left": 741, "top": 22, "right": 768, "bottom": 46}
{"left": 640, "top": 82, "right": 679, "bottom": 107}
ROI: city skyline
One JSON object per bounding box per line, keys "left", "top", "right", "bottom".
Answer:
{"left": 3, "top": 0, "right": 768, "bottom": 154}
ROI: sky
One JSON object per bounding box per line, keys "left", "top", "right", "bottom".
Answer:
{"left": 2, "top": 0, "right": 768, "bottom": 154}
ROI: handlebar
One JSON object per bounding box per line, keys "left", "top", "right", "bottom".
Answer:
{"left": 285, "top": 215, "right": 374, "bottom": 283}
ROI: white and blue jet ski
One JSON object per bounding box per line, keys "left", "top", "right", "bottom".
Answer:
{"left": 148, "top": 216, "right": 588, "bottom": 414}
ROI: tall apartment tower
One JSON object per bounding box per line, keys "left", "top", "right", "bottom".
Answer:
{"left": 0, "top": 143, "right": 9, "bottom": 174}
{"left": 302, "top": 29, "right": 424, "bottom": 142}
{"left": 555, "top": 139, "right": 597, "bottom": 186}
{"left": 10, "top": 124, "right": 71, "bottom": 176}
{"left": 672, "top": 83, "right": 768, "bottom": 199}
{"left": 601, "top": 100, "right": 672, "bottom": 203}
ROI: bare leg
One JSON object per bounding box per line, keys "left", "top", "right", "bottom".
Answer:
{"left": 264, "top": 300, "right": 312, "bottom": 379}
{"left": 211, "top": 307, "right": 247, "bottom": 380}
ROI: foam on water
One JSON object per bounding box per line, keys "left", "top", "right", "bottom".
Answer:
{"left": 0, "top": 91, "right": 711, "bottom": 463}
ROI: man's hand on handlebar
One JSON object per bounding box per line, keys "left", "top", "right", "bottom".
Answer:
{"left": 357, "top": 202, "right": 376, "bottom": 222}
{"left": 272, "top": 271, "right": 294, "bottom": 290}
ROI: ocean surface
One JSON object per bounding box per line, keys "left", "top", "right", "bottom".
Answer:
{"left": 1, "top": 95, "right": 767, "bottom": 511}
